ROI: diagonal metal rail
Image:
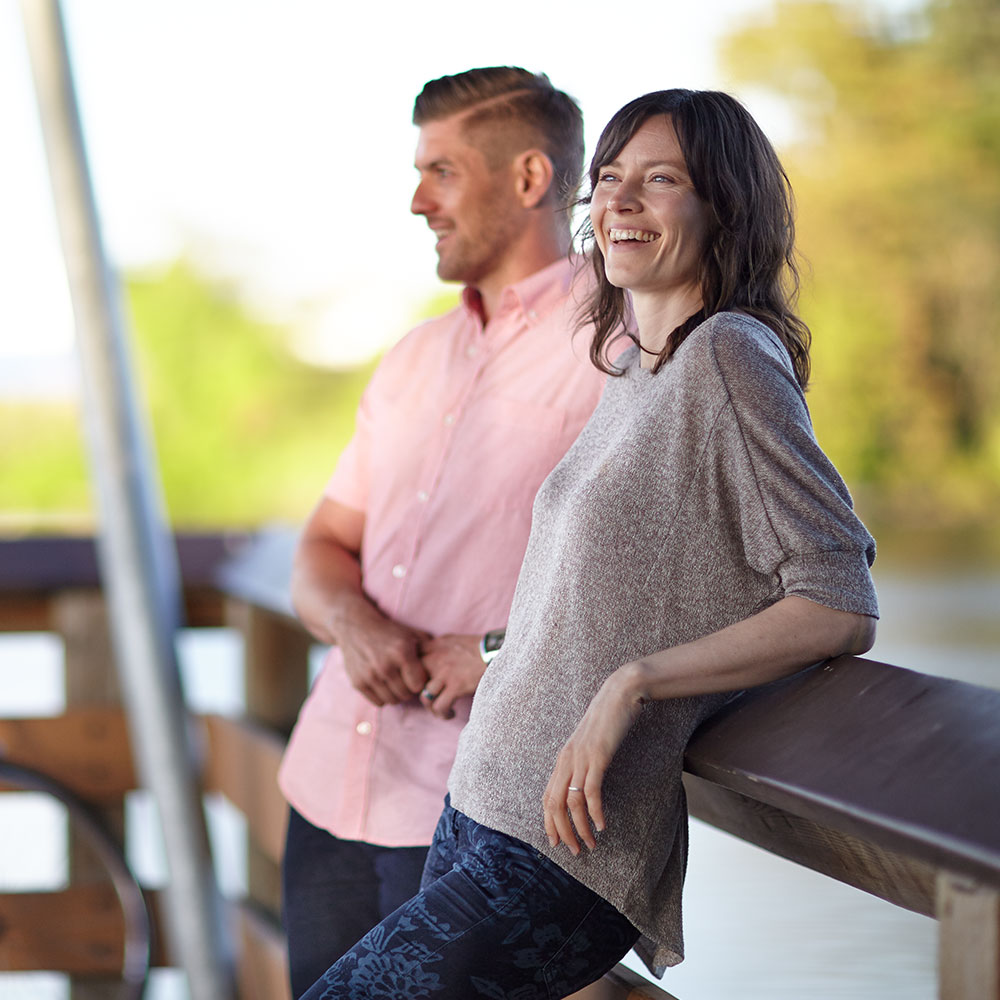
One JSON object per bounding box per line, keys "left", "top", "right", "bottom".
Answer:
{"left": 17, "top": 3, "right": 234, "bottom": 997}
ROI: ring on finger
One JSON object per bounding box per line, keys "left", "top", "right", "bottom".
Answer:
{"left": 567, "top": 785, "right": 583, "bottom": 792}
{"left": 421, "top": 688, "right": 437, "bottom": 701}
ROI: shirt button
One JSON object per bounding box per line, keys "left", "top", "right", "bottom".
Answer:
{"left": 391, "top": 564, "right": 407, "bottom": 579}
{"left": 528, "top": 309, "right": 538, "bottom": 320}
{"left": 443, "top": 413, "right": 455, "bottom": 426}
{"left": 416, "top": 490, "right": 429, "bottom": 502}
{"left": 356, "top": 721, "right": 372, "bottom": 736}
{"left": 466, "top": 344, "right": 478, "bottom": 358}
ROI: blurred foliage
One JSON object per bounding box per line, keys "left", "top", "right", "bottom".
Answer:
{"left": 4, "top": 0, "right": 998, "bottom": 546}
{"left": 0, "top": 400, "right": 91, "bottom": 523}
{"left": 721, "top": 0, "right": 1000, "bottom": 538}
{"left": 0, "top": 263, "right": 376, "bottom": 528}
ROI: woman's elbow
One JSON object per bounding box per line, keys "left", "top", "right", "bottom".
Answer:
{"left": 842, "top": 613, "right": 877, "bottom": 657}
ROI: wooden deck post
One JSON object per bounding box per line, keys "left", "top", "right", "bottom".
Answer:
{"left": 53, "top": 589, "right": 124, "bottom": 1000}
{"left": 226, "top": 600, "right": 311, "bottom": 918}
{"left": 938, "top": 872, "right": 1000, "bottom": 999}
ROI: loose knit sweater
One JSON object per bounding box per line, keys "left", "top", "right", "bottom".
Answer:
{"left": 448, "top": 311, "right": 879, "bottom": 977}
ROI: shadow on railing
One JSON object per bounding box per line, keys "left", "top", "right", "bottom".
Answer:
{"left": 1, "top": 531, "right": 998, "bottom": 1000}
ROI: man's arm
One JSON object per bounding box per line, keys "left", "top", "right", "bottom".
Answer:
{"left": 291, "top": 497, "right": 430, "bottom": 706}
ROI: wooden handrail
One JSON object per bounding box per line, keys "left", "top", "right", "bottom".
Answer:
{"left": 684, "top": 655, "right": 1000, "bottom": 888}
{"left": 2, "top": 531, "right": 998, "bottom": 1000}
{"left": 207, "top": 530, "right": 1000, "bottom": 892}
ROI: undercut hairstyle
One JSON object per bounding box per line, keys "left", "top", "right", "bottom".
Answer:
{"left": 580, "top": 89, "right": 812, "bottom": 388}
{"left": 413, "top": 67, "right": 585, "bottom": 210}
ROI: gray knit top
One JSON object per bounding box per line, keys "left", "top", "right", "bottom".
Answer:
{"left": 448, "top": 312, "right": 879, "bottom": 977}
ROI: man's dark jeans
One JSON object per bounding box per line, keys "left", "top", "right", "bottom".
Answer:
{"left": 281, "top": 806, "right": 428, "bottom": 998}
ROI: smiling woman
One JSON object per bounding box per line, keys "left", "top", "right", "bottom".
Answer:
{"left": 300, "top": 88, "right": 880, "bottom": 1000}
{"left": 590, "top": 116, "right": 709, "bottom": 339}
{"left": 580, "top": 89, "right": 812, "bottom": 387}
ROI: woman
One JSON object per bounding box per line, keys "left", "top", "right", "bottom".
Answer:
{"left": 301, "top": 89, "right": 878, "bottom": 1000}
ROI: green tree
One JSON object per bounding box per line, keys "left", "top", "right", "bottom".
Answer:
{"left": 721, "top": 0, "right": 1000, "bottom": 534}
{"left": 1, "top": 262, "right": 378, "bottom": 528}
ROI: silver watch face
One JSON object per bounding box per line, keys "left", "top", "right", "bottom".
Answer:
{"left": 483, "top": 630, "right": 504, "bottom": 654}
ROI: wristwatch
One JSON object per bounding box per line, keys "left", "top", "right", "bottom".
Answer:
{"left": 479, "top": 628, "right": 505, "bottom": 665}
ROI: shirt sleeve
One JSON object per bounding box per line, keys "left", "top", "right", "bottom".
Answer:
{"left": 709, "top": 317, "right": 879, "bottom": 618}
{"left": 322, "top": 371, "right": 378, "bottom": 513}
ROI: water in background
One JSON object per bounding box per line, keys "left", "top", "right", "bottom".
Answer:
{"left": 0, "top": 566, "right": 997, "bottom": 1000}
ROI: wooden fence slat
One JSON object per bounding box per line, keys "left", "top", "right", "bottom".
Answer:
{"left": 0, "top": 594, "right": 52, "bottom": 632}
{"left": 938, "top": 873, "right": 1000, "bottom": 1000}
{"left": 0, "top": 708, "right": 135, "bottom": 801}
{"left": 0, "top": 886, "right": 167, "bottom": 973}
{"left": 201, "top": 714, "right": 287, "bottom": 864}
{"left": 232, "top": 903, "right": 290, "bottom": 1000}
{"left": 53, "top": 591, "right": 124, "bottom": 1000}
{"left": 225, "top": 600, "right": 311, "bottom": 735}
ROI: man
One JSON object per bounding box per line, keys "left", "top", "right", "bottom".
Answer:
{"left": 278, "top": 66, "right": 605, "bottom": 996}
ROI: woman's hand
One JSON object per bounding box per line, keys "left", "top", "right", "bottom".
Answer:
{"left": 418, "top": 634, "right": 487, "bottom": 719}
{"left": 542, "top": 664, "right": 646, "bottom": 855}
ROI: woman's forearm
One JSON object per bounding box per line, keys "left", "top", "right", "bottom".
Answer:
{"left": 620, "top": 595, "right": 876, "bottom": 704}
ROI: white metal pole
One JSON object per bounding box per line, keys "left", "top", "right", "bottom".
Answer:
{"left": 18, "top": 3, "right": 235, "bottom": 997}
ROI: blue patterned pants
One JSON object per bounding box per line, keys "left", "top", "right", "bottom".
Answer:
{"left": 298, "top": 798, "right": 639, "bottom": 999}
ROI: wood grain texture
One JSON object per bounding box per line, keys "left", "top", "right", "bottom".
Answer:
{"left": 226, "top": 600, "right": 311, "bottom": 734}
{"left": 685, "top": 656, "right": 1000, "bottom": 886}
{"left": 0, "top": 534, "right": 246, "bottom": 594}
{"left": 0, "top": 885, "right": 167, "bottom": 973}
{"left": 233, "top": 903, "right": 290, "bottom": 1000}
{"left": 684, "top": 774, "right": 937, "bottom": 914}
{"left": 200, "top": 714, "right": 287, "bottom": 864}
{"left": 0, "top": 708, "right": 135, "bottom": 800}
{"left": 938, "top": 873, "right": 1000, "bottom": 999}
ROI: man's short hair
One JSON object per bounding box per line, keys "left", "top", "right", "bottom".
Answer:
{"left": 413, "top": 66, "right": 584, "bottom": 209}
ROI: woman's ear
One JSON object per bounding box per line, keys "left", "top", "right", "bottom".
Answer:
{"left": 513, "top": 149, "right": 556, "bottom": 209}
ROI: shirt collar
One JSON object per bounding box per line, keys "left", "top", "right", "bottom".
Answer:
{"left": 460, "top": 256, "right": 582, "bottom": 329}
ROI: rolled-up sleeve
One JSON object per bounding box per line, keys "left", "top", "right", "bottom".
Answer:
{"left": 711, "top": 323, "right": 879, "bottom": 619}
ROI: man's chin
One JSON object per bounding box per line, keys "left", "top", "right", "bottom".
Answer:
{"left": 436, "top": 258, "right": 467, "bottom": 284}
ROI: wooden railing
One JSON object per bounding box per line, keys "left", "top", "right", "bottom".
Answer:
{"left": 1, "top": 532, "right": 998, "bottom": 999}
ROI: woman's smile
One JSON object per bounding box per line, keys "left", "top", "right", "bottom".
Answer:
{"left": 590, "top": 115, "right": 708, "bottom": 306}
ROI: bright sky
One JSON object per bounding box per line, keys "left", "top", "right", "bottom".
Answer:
{"left": 0, "top": 0, "right": 910, "bottom": 388}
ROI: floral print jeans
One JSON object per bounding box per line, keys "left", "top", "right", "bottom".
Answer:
{"left": 298, "top": 797, "right": 639, "bottom": 999}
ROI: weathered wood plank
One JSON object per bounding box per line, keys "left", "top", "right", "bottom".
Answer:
{"left": 0, "top": 593, "right": 51, "bottom": 632}
{"left": 683, "top": 774, "right": 937, "bottom": 915}
{"left": 938, "top": 873, "right": 1000, "bottom": 1000}
{"left": 232, "top": 903, "right": 290, "bottom": 1000}
{"left": 225, "top": 600, "right": 311, "bottom": 734}
{"left": 0, "top": 534, "right": 247, "bottom": 595}
{"left": 214, "top": 531, "right": 298, "bottom": 621}
{"left": 568, "top": 967, "right": 681, "bottom": 999}
{"left": 0, "top": 588, "right": 226, "bottom": 633}
{"left": 55, "top": 591, "right": 126, "bottom": 1000}
{"left": 0, "top": 708, "right": 135, "bottom": 800}
{"left": 685, "top": 656, "right": 1000, "bottom": 887}
{"left": 0, "top": 885, "right": 167, "bottom": 973}
{"left": 201, "top": 714, "right": 287, "bottom": 864}
{"left": 0, "top": 884, "right": 123, "bottom": 974}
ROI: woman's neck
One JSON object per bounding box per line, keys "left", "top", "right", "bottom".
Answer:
{"left": 632, "top": 286, "right": 704, "bottom": 369}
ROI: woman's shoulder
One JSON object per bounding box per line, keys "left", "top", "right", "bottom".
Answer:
{"left": 686, "top": 311, "right": 797, "bottom": 385}
{"left": 693, "top": 311, "right": 785, "bottom": 356}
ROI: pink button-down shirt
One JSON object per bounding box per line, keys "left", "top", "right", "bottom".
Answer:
{"left": 278, "top": 257, "right": 606, "bottom": 846}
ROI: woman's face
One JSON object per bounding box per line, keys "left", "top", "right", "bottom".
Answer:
{"left": 590, "top": 115, "right": 709, "bottom": 303}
